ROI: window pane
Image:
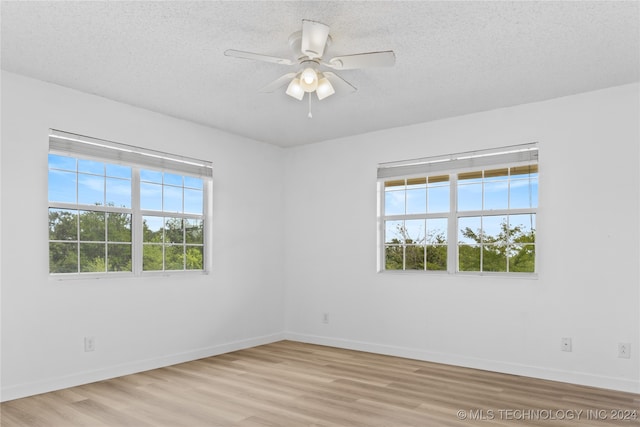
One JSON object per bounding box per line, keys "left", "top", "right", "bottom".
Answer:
{"left": 385, "top": 220, "right": 404, "bottom": 244}
{"left": 49, "top": 209, "right": 77, "bottom": 240}
{"left": 510, "top": 177, "right": 538, "bottom": 209}
{"left": 184, "top": 188, "right": 203, "bottom": 214}
{"left": 484, "top": 168, "right": 509, "bottom": 179}
{"left": 458, "top": 244, "right": 480, "bottom": 271}
{"left": 184, "top": 176, "right": 203, "bottom": 189}
{"left": 385, "top": 179, "right": 405, "bottom": 188}
{"left": 384, "top": 189, "right": 405, "bottom": 215}
{"left": 426, "top": 218, "right": 447, "bottom": 244}
{"left": 482, "top": 215, "right": 507, "bottom": 243}
{"left": 185, "top": 219, "right": 203, "bottom": 244}
{"left": 108, "top": 244, "right": 132, "bottom": 272}
{"left": 48, "top": 170, "right": 77, "bottom": 203}
{"left": 165, "top": 245, "right": 184, "bottom": 270}
{"left": 405, "top": 187, "right": 426, "bottom": 214}
{"left": 106, "top": 177, "right": 131, "bottom": 208}
{"left": 80, "top": 243, "right": 105, "bottom": 272}
{"left": 49, "top": 242, "right": 77, "bottom": 273}
{"left": 404, "top": 219, "right": 425, "bottom": 244}
{"left": 186, "top": 246, "right": 204, "bottom": 270}
{"left": 78, "top": 159, "right": 104, "bottom": 175}
{"left": 141, "top": 182, "right": 162, "bottom": 211}
{"left": 484, "top": 180, "right": 508, "bottom": 210}
{"left": 141, "top": 169, "right": 162, "bottom": 183}
{"left": 164, "top": 173, "right": 183, "bottom": 186}
{"left": 79, "top": 211, "right": 105, "bottom": 242}
{"left": 405, "top": 246, "right": 424, "bottom": 270}
{"left": 483, "top": 245, "right": 507, "bottom": 272}
{"left": 107, "top": 213, "right": 131, "bottom": 242}
{"left": 78, "top": 174, "right": 104, "bottom": 205}
{"left": 143, "top": 245, "right": 163, "bottom": 270}
{"left": 426, "top": 245, "right": 447, "bottom": 270}
{"left": 509, "top": 244, "right": 535, "bottom": 272}
{"left": 509, "top": 214, "right": 536, "bottom": 244}
{"left": 511, "top": 165, "right": 538, "bottom": 177}
{"left": 427, "top": 185, "right": 449, "bottom": 213}
{"left": 106, "top": 164, "right": 131, "bottom": 179}
{"left": 163, "top": 186, "right": 183, "bottom": 213}
{"left": 385, "top": 246, "right": 403, "bottom": 270}
{"left": 165, "top": 218, "right": 184, "bottom": 244}
{"left": 406, "top": 177, "right": 426, "bottom": 188}
{"left": 49, "top": 154, "right": 76, "bottom": 171}
{"left": 458, "top": 171, "right": 483, "bottom": 181}
{"left": 457, "top": 182, "right": 482, "bottom": 211}
{"left": 143, "top": 216, "right": 164, "bottom": 243}
{"left": 458, "top": 217, "right": 481, "bottom": 244}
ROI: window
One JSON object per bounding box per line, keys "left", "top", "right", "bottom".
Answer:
{"left": 378, "top": 143, "right": 538, "bottom": 274}
{"left": 48, "top": 130, "right": 212, "bottom": 276}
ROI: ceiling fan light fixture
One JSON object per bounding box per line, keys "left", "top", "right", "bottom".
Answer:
{"left": 285, "top": 78, "right": 304, "bottom": 100}
{"left": 299, "top": 67, "right": 318, "bottom": 92}
{"left": 316, "top": 75, "right": 335, "bottom": 100}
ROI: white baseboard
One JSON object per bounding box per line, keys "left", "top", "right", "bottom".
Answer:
{"left": 284, "top": 332, "right": 640, "bottom": 394}
{"left": 1, "top": 332, "right": 284, "bottom": 402}
{"left": 4, "top": 331, "right": 637, "bottom": 402}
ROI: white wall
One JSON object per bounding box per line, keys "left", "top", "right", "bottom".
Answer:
{"left": 0, "top": 71, "right": 286, "bottom": 401}
{"left": 2, "top": 71, "right": 638, "bottom": 400}
{"left": 283, "top": 83, "right": 640, "bottom": 393}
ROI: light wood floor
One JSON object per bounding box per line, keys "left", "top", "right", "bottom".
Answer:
{"left": 2, "top": 341, "right": 638, "bottom": 426}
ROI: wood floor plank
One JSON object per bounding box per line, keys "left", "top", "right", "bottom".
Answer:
{"left": 2, "top": 341, "right": 638, "bottom": 426}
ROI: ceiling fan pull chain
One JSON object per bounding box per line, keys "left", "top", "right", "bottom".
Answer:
{"left": 308, "top": 93, "right": 313, "bottom": 119}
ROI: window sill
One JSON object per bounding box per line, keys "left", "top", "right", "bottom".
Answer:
{"left": 49, "top": 270, "right": 208, "bottom": 281}
{"left": 378, "top": 270, "right": 538, "bottom": 280}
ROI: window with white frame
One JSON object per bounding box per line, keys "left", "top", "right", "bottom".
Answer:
{"left": 48, "top": 129, "right": 212, "bottom": 276}
{"left": 378, "top": 143, "right": 538, "bottom": 274}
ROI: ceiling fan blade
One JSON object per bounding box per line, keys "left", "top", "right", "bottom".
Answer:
{"left": 323, "top": 72, "right": 357, "bottom": 94}
{"left": 326, "top": 50, "right": 395, "bottom": 70}
{"left": 259, "top": 72, "right": 298, "bottom": 93}
{"left": 301, "top": 19, "right": 330, "bottom": 59}
{"left": 224, "top": 49, "right": 294, "bottom": 66}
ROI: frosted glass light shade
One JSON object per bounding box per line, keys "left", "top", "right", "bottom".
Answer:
{"left": 316, "top": 76, "right": 335, "bottom": 100}
{"left": 299, "top": 68, "right": 318, "bottom": 92}
{"left": 285, "top": 78, "right": 304, "bottom": 100}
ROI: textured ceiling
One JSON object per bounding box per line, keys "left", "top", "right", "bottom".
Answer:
{"left": 1, "top": 1, "right": 639, "bottom": 147}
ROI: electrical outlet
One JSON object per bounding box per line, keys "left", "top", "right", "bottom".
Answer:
{"left": 322, "top": 313, "right": 329, "bottom": 324}
{"left": 618, "top": 343, "right": 631, "bottom": 359}
{"left": 84, "top": 336, "right": 95, "bottom": 352}
{"left": 561, "top": 337, "right": 572, "bottom": 352}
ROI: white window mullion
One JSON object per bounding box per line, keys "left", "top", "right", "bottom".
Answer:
{"left": 479, "top": 216, "right": 484, "bottom": 273}
{"left": 131, "top": 167, "right": 142, "bottom": 275}
{"left": 448, "top": 173, "right": 458, "bottom": 274}
{"left": 102, "top": 164, "right": 108, "bottom": 273}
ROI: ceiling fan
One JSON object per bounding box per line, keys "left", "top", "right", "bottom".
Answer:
{"left": 224, "top": 19, "right": 395, "bottom": 115}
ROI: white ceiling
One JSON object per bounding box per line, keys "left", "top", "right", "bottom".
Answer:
{"left": 2, "top": 1, "right": 638, "bottom": 147}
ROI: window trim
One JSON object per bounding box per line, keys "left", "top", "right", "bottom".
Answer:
{"left": 48, "top": 130, "right": 213, "bottom": 279}
{"left": 377, "top": 143, "right": 538, "bottom": 276}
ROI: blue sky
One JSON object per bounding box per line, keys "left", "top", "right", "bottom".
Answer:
{"left": 48, "top": 154, "right": 203, "bottom": 214}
